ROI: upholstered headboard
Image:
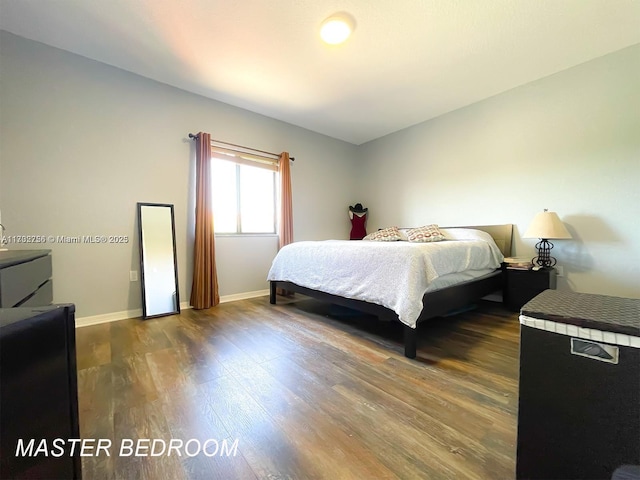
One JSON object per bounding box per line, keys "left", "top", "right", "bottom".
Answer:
{"left": 392, "top": 223, "right": 513, "bottom": 257}
{"left": 449, "top": 224, "right": 513, "bottom": 257}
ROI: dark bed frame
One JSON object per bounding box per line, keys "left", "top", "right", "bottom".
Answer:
{"left": 269, "top": 224, "right": 513, "bottom": 359}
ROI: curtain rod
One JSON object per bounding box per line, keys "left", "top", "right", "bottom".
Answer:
{"left": 188, "top": 133, "right": 295, "bottom": 161}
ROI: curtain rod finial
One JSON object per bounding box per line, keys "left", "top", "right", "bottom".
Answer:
{"left": 188, "top": 133, "right": 199, "bottom": 140}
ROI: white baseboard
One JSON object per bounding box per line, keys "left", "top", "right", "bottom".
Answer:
{"left": 75, "top": 291, "right": 269, "bottom": 328}
{"left": 75, "top": 308, "right": 142, "bottom": 327}
{"left": 220, "top": 289, "right": 269, "bottom": 303}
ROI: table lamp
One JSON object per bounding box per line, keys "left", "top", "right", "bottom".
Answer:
{"left": 523, "top": 209, "right": 572, "bottom": 268}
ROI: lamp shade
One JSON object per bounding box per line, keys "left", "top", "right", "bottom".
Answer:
{"left": 523, "top": 211, "right": 572, "bottom": 239}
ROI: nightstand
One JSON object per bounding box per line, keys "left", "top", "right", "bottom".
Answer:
{"left": 503, "top": 267, "right": 557, "bottom": 312}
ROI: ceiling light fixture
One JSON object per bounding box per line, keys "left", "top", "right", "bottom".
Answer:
{"left": 320, "top": 13, "right": 355, "bottom": 45}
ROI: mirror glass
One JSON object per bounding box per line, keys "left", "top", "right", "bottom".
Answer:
{"left": 137, "top": 203, "right": 180, "bottom": 319}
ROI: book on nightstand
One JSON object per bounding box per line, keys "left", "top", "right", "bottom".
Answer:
{"left": 503, "top": 257, "right": 534, "bottom": 270}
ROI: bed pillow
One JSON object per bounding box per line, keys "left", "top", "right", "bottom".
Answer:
{"left": 363, "top": 226, "right": 403, "bottom": 241}
{"left": 440, "top": 228, "right": 504, "bottom": 263}
{"left": 440, "top": 228, "right": 493, "bottom": 243}
{"left": 406, "top": 224, "right": 445, "bottom": 243}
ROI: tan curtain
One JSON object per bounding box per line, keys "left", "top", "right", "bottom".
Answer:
{"left": 278, "top": 152, "right": 293, "bottom": 249}
{"left": 190, "top": 132, "right": 220, "bottom": 309}
{"left": 277, "top": 152, "right": 293, "bottom": 297}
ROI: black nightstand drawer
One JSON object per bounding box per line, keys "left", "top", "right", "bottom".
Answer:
{"left": 503, "top": 268, "right": 557, "bottom": 312}
{"left": 507, "top": 269, "right": 555, "bottom": 289}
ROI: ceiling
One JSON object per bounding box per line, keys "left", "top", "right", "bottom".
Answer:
{"left": 1, "top": 0, "right": 639, "bottom": 145}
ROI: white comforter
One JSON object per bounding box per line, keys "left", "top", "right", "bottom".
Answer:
{"left": 267, "top": 232, "right": 504, "bottom": 328}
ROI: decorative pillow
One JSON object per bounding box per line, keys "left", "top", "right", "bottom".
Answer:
{"left": 406, "top": 224, "right": 445, "bottom": 243}
{"left": 363, "top": 226, "right": 403, "bottom": 241}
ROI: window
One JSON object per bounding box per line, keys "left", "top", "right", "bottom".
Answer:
{"left": 211, "top": 156, "right": 276, "bottom": 234}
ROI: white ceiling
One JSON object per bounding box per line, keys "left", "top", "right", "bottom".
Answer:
{"left": 1, "top": 0, "right": 639, "bottom": 145}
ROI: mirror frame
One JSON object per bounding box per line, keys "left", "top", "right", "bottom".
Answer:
{"left": 137, "top": 202, "right": 180, "bottom": 319}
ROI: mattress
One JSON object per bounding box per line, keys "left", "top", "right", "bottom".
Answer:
{"left": 267, "top": 234, "right": 503, "bottom": 328}
{"left": 426, "top": 267, "right": 497, "bottom": 293}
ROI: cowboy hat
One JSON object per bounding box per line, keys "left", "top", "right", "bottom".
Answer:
{"left": 349, "top": 203, "right": 368, "bottom": 213}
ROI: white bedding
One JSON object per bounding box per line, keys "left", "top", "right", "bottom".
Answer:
{"left": 426, "top": 268, "right": 497, "bottom": 293}
{"left": 267, "top": 230, "right": 504, "bottom": 328}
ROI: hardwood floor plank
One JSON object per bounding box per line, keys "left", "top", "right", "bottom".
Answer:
{"left": 158, "top": 382, "right": 230, "bottom": 441}
{"left": 285, "top": 326, "right": 505, "bottom": 441}
{"left": 145, "top": 347, "right": 191, "bottom": 392}
{"left": 220, "top": 324, "right": 294, "bottom": 364}
{"left": 196, "top": 373, "right": 323, "bottom": 480}
{"left": 113, "top": 399, "right": 187, "bottom": 480}
{"left": 266, "top": 302, "right": 395, "bottom": 363}
{"left": 76, "top": 323, "right": 111, "bottom": 370}
{"left": 111, "top": 353, "right": 159, "bottom": 411}
{"left": 258, "top": 354, "right": 447, "bottom": 479}
{"left": 133, "top": 318, "right": 174, "bottom": 352}
{"left": 180, "top": 453, "right": 258, "bottom": 480}
{"left": 77, "top": 364, "right": 115, "bottom": 479}
{"left": 155, "top": 385, "right": 257, "bottom": 480}
{"left": 332, "top": 378, "right": 513, "bottom": 479}
{"left": 312, "top": 360, "right": 501, "bottom": 477}
{"left": 203, "top": 333, "right": 260, "bottom": 372}
{"left": 225, "top": 355, "right": 401, "bottom": 480}
{"left": 75, "top": 297, "right": 519, "bottom": 479}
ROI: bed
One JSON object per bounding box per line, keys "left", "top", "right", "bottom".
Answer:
{"left": 268, "top": 224, "right": 513, "bottom": 358}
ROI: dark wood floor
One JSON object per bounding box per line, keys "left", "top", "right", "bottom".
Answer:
{"left": 76, "top": 295, "right": 520, "bottom": 480}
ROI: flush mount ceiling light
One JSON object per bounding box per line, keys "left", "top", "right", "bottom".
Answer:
{"left": 320, "top": 13, "right": 355, "bottom": 45}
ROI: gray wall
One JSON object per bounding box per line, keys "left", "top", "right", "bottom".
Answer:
{"left": 357, "top": 44, "right": 640, "bottom": 298}
{"left": 0, "top": 31, "right": 359, "bottom": 318}
{"left": 2, "top": 31, "right": 638, "bottom": 320}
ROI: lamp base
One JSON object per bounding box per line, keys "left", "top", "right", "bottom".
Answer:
{"left": 532, "top": 239, "right": 557, "bottom": 268}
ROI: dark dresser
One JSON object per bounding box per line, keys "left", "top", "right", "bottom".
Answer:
{"left": 516, "top": 290, "right": 640, "bottom": 480}
{"left": 0, "top": 250, "right": 52, "bottom": 307}
{"left": 0, "top": 305, "right": 81, "bottom": 479}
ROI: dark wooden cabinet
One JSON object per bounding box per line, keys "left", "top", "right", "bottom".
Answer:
{"left": 503, "top": 267, "right": 556, "bottom": 311}
{"left": 0, "top": 305, "right": 81, "bottom": 479}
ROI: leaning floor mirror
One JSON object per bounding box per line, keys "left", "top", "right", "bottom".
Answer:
{"left": 137, "top": 202, "right": 180, "bottom": 319}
